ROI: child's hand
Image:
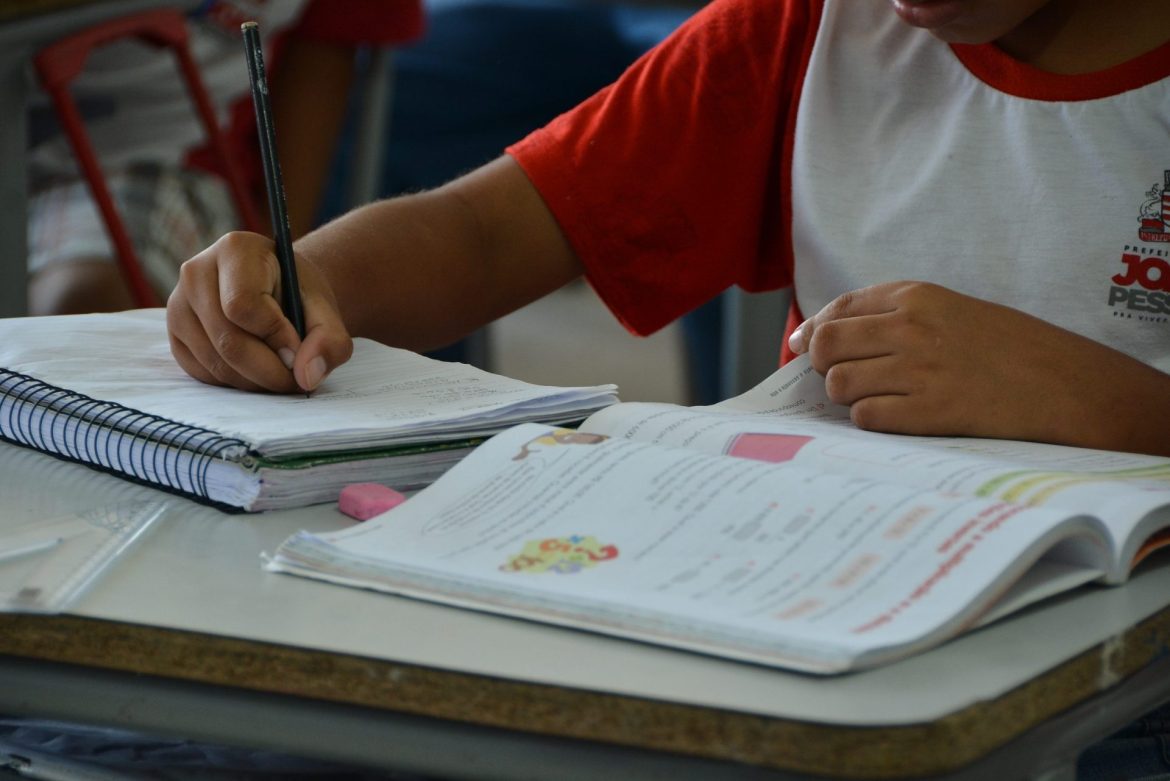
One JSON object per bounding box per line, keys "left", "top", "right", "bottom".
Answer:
{"left": 167, "top": 231, "right": 353, "bottom": 394}
{"left": 787, "top": 281, "right": 1170, "bottom": 453}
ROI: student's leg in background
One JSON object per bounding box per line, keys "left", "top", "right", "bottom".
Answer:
{"left": 27, "top": 166, "right": 235, "bottom": 316}
{"left": 29, "top": 259, "right": 135, "bottom": 315}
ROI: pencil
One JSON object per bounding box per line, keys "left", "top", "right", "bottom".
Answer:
{"left": 241, "top": 21, "right": 307, "bottom": 343}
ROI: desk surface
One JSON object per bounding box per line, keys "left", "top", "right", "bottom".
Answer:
{"left": 2, "top": 440, "right": 1170, "bottom": 780}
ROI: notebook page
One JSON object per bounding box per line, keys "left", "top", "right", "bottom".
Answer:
{"left": 0, "top": 310, "right": 618, "bottom": 457}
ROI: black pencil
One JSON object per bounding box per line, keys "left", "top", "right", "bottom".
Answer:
{"left": 241, "top": 21, "right": 307, "bottom": 343}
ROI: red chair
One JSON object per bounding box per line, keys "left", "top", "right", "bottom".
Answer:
{"left": 33, "top": 9, "right": 263, "bottom": 307}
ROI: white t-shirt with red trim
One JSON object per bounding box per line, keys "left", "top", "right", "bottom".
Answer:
{"left": 792, "top": 0, "right": 1170, "bottom": 372}
{"left": 508, "top": 0, "right": 1170, "bottom": 373}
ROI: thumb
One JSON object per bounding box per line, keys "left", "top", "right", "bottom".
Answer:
{"left": 292, "top": 297, "right": 354, "bottom": 392}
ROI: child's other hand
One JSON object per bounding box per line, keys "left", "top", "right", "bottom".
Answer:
{"left": 786, "top": 280, "right": 1167, "bottom": 452}
{"left": 167, "top": 231, "right": 353, "bottom": 394}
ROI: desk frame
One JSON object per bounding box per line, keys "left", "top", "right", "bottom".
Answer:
{"left": 3, "top": 604, "right": 1170, "bottom": 781}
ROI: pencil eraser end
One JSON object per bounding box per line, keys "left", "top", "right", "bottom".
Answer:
{"left": 339, "top": 483, "right": 406, "bottom": 521}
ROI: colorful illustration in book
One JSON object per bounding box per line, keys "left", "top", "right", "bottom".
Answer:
{"left": 512, "top": 428, "right": 607, "bottom": 461}
{"left": 500, "top": 534, "right": 619, "bottom": 574}
{"left": 724, "top": 432, "right": 813, "bottom": 463}
{"left": 976, "top": 462, "right": 1170, "bottom": 506}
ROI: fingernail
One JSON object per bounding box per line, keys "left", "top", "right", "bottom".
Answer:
{"left": 304, "top": 357, "right": 327, "bottom": 390}
{"left": 788, "top": 326, "right": 805, "bottom": 354}
{"left": 278, "top": 347, "right": 295, "bottom": 370}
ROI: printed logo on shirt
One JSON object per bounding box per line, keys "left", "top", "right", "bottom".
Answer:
{"left": 1137, "top": 172, "right": 1170, "bottom": 244}
{"left": 1105, "top": 171, "right": 1170, "bottom": 322}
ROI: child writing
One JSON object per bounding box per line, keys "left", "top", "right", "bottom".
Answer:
{"left": 166, "top": 0, "right": 1170, "bottom": 458}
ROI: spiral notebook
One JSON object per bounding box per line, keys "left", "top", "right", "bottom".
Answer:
{"left": 0, "top": 310, "right": 618, "bottom": 512}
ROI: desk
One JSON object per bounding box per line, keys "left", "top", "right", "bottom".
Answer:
{"left": 0, "top": 0, "right": 198, "bottom": 318}
{"left": 2, "top": 440, "right": 1170, "bottom": 781}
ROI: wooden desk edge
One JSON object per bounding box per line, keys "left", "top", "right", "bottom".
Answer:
{"left": 3, "top": 606, "right": 1169, "bottom": 778}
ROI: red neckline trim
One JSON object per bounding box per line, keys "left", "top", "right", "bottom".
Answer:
{"left": 950, "top": 38, "right": 1170, "bottom": 101}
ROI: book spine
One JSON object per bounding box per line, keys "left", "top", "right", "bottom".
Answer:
{"left": 0, "top": 369, "right": 249, "bottom": 504}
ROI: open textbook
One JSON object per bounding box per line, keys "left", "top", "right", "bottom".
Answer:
{"left": 267, "top": 356, "right": 1170, "bottom": 673}
{"left": 0, "top": 310, "right": 617, "bottom": 512}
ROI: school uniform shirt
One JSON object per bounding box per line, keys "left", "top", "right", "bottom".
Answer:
{"left": 506, "top": 0, "right": 1170, "bottom": 374}
{"left": 28, "top": 0, "right": 424, "bottom": 182}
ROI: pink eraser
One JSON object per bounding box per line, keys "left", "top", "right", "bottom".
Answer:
{"left": 339, "top": 483, "right": 406, "bottom": 521}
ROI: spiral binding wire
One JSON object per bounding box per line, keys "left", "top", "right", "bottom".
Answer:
{"left": 0, "top": 369, "right": 248, "bottom": 503}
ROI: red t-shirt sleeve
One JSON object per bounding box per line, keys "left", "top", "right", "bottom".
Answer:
{"left": 289, "top": 0, "right": 425, "bottom": 45}
{"left": 508, "top": 0, "right": 820, "bottom": 337}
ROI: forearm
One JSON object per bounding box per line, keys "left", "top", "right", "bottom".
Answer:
{"left": 293, "top": 156, "right": 583, "bottom": 352}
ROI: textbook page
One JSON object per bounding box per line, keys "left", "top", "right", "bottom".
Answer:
{"left": 267, "top": 423, "right": 1106, "bottom": 674}
{"left": 0, "top": 310, "right": 618, "bottom": 457}
{"left": 580, "top": 357, "right": 1170, "bottom": 581}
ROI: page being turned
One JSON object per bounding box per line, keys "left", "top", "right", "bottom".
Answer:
{"left": 580, "top": 357, "right": 1170, "bottom": 581}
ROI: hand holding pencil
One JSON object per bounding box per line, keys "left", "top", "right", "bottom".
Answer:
{"left": 165, "top": 24, "right": 354, "bottom": 396}
{"left": 167, "top": 231, "right": 353, "bottom": 394}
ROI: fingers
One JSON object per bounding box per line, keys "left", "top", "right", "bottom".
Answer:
{"left": 846, "top": 386, "right": 981, "bottom": 438}
{"left": 818, "top": 353, "right": 966, "bottom": 437}
{"left": 821, "top": 354, "right": 907, "bottom": 406}
{"left": 167, "top": 308, "right": 227, "bottom": 388}
{"left": 168, "top": 253, "right": 299, "bottom": 392}
{"left": 800, "top": 312, "right": 902, "bottom": 376}
{"left": 785, "top": 281, "right": 965, "bottom": 434}
{"left": 788, "top": 284, "right": 902, "bottom": 357}
{"left": 848, "top": 394, "right": 945, "bottom": 437}
{"left": 215, "top": 234, "right": 302, "bottom": 353}
{"left": 291, "top": 276, "right": 353, "bottom": 392}
{"left": 167, "top": 232, "right": 347, "bottom": 394}
{"left": 782, "top": 282, "right": 1094, "bottom": 441}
